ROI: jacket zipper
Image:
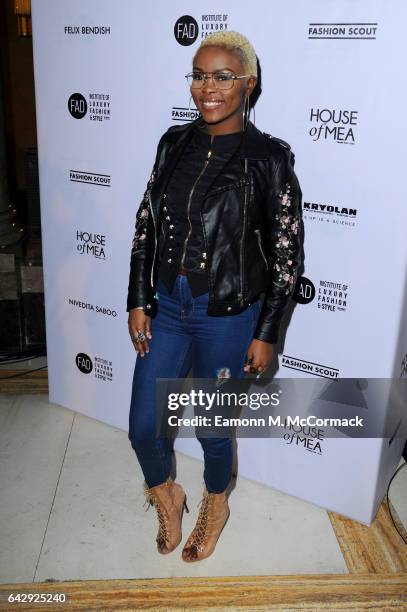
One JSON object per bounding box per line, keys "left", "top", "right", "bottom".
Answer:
{"left": 254, "top": 228, "right": 269, "bottom": 270}
{"left": 239, "top": 158, "right": 249, "bottom": 307}
{"left": 180, "top": 148, "right": 212, "bottom": 268}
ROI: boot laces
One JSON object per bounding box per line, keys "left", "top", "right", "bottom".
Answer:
{"left": 143, "top": 490, "right": 168, "bottom": 544}
{"left": 188, "top": 492, "right": 212, "bottom": 552}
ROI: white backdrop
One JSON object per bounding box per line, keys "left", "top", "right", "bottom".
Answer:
{"left": 31, "top": 0, "right": 407, "bottom": 524}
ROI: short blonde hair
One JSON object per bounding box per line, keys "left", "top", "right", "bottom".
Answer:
{"left": 194, "top": 31, "right": 258, "bottom": 78}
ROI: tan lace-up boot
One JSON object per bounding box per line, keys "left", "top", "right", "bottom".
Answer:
{"left": 143, "top": 476, "right": 189, "bottom": 554}
{"left": 182, "top": 486, "right": 230, "bottom": 562}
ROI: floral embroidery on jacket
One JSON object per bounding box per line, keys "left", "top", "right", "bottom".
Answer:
{"left": 131, "top": 169, "right": 156, "bottom": 255}
{"left": 272, "top": 181, "right": 301, "bottom": 295}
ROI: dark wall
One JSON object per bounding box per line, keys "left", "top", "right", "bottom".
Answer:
{"left": 0, "top": 0, "right": 37, "bottom": 195}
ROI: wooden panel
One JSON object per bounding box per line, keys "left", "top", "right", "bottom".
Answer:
{"left": 328, "top": 499, "right": 407, "bottom": 574}
{"left": 0, "top": 573, "right": 406, "bottom": 611}
{"left": 0, "top": 369, "right": 48, "bottom": 394}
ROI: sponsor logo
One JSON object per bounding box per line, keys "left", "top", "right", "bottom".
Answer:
{"left": 70, "top": 170, "right": 111, "bottom": 187}
{"left": 174, "top": 14, "right": 229, "bottom": 45}
{"left": 75, "top": 352, "right": 93, "bottom": 374}
{"left": 89, "top": 93, "right": 110, "bottom": 122}
{"left": 68, "top": 93, "right": 87, "bottom": 119}
{"left": 171, "top": 105, "right": 200, "bottom": 122}
{"left": 317, "top": 280, "right": 348, "bottom": 313}
{"left": 309, "top": 108, "right": 358, "bottom": 145}
{"left": 293, "top": 276, "right": 315, "bottom": 305}
{"left": 174, "top": 15, "right": 199, "bottom": 45}
{"left": 308, "top": 22, "right": 377, "bottom": 40}
{"left": 303, "top": 201, "right": 358, "bottom": 228}
{"left": 64, "top": 26, "right": 111, "bottom": 35}
{"left": 281, "top": 420, "right": 324, "bottom": 454}
{"left": 68, "top": 92, "right": 110, "bottom": 122}
{"left": 93, "top": 356, "right": 113, "bottom": 382}
{"left": 68, "top": 298, "right": 117, "bottom": 318}
{"left": 75, "top": 352, "right": 113, "bottom": 382}
{"left": 282, "top": 355, "right": 340, "bottom": 380}
{"left": 200, "top": 14, "right": 229, "bottom": 38}
{"left": 76, "top": 230, "right": 106, "bottom": 260}
{"left": 293, "top": 276, "right": 349, "bottom": 313}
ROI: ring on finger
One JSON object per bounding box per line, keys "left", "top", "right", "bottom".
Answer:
{"left": 137, "top": 329, "right": 146, "bottom": 342}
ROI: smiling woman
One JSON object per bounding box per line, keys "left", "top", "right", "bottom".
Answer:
{"left": 126, "top": 30, "right": 304, "bottom": 564}
{"left": 188, "top": 33, "right": 257, "bottom": 135}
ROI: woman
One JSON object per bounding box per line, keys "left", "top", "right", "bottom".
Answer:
{"left": 127, "top": 31, "right": 303, "bottom": 562}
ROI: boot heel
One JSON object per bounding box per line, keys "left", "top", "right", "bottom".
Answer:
{"left": 183, "top": 496, "right": 189, "bottom": 513}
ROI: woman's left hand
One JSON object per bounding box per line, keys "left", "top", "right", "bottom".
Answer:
{"left": 244, "top": 339, "right": 275, "bottom": 376}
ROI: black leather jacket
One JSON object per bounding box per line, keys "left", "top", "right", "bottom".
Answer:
{"left": 127, "top": 119, "right": 304, "bottom": 344}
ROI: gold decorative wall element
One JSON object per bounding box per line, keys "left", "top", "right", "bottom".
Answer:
{"left": 14, "top": 0, "right": 31, "bottom": 38}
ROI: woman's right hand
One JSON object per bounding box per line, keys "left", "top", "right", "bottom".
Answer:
{"left": 128, "top": 309, "right": 152, "bottom": 356}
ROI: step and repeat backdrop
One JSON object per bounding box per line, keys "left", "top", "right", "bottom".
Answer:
{"left": 31, "top": 0, "right": 406, "bottom": 523}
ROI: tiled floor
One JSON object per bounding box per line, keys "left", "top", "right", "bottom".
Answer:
{"left": 0, "top": 394, "right": 405, "bottom": 584}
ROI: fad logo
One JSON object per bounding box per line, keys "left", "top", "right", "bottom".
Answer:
{"left": 75, "top": 352, "right": 93, "bottom": 374}
{"left": 293, "top": 276, "right": 315, "bottom": 305}
{"left": 174, "top": 15, "right": 199, "bottom": 46}
{"left": 75, "top": 352, "right": 113, "bottom": 382}
{"left": 68, "top": 93, "right": 87, "bottom": 119}
{"left": 68, "top": 92, "right": 110, "bottom": 122}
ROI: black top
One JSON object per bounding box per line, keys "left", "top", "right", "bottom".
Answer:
{"left": 157, "top": 126, "right": 243, "bottom": 297}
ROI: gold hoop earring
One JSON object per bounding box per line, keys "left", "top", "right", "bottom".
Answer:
{"left": 243, "top": 96, "right": 250, "bottom": 131}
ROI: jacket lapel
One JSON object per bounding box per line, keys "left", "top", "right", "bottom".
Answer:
{"left": 149, "top": 120, "right": 197, "bottom": 218}
{"left": 149, "top": 119, "right": 270, "bottom": 216}
{"left": 198, "top": 122, "right": 269, "bottom": 201}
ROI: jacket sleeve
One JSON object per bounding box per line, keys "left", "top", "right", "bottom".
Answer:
{"left": 253, "top": 148, "right": 304, "bottom": 344}
{"left": 126, "top": 138, "right": 165, "bottom": 314}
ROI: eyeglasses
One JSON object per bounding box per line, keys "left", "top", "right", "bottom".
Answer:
{"left": 185, "top": 71, "right": 251, "bottom": 90}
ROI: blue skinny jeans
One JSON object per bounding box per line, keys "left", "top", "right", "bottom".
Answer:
{"left": 128, "top": 274, "right": 262, "bottom": 493}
